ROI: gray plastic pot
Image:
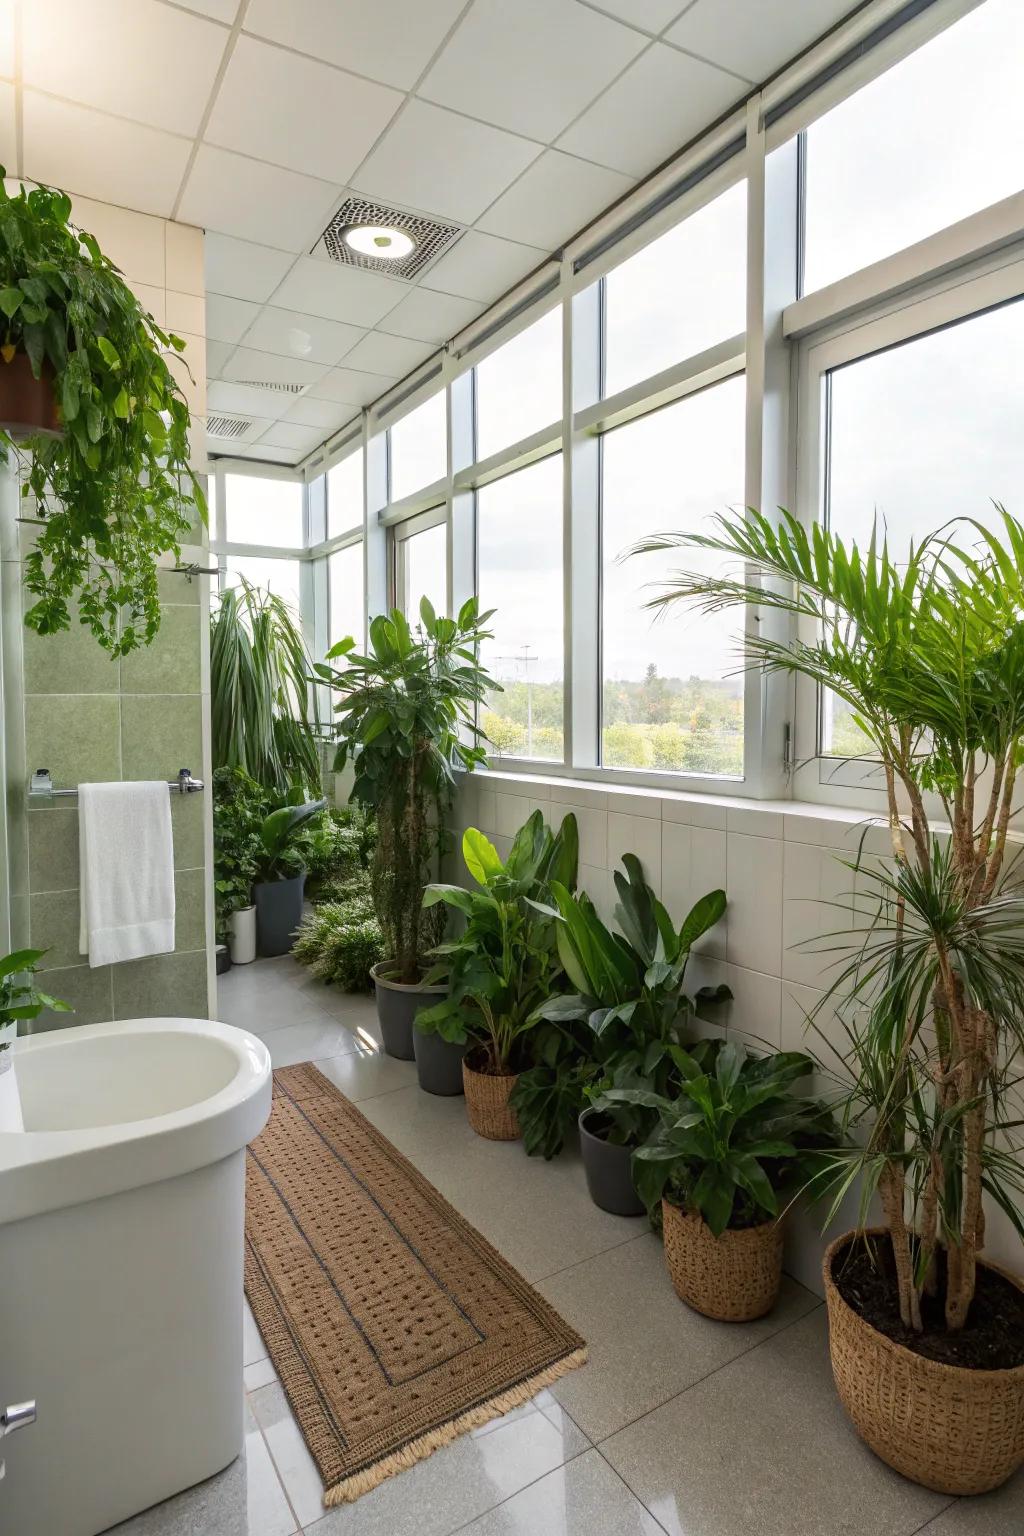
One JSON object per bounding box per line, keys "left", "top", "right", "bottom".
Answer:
{"left": 579, "top": 1108, "right": 645, "bottom": 1217}
{"left": 371, "top": 962, "right": 447, "bottom": 1061}
{"left": 413, "top": 1026, "right": 466, "bottom": 1096}
{"left": 254, "top": 872, "right": 305, "bottom": 957}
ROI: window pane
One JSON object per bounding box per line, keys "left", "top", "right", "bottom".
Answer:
{"left": 327, "top": 449, "right": 363, "bottom": 539}
{"left": 822, "top": 298, "right": 1024, "bottom": 755}
{"left": 400, "top": 521, "right": 447, "bottom": 618}
{"left": 476, "top": 309, "right": 562, "bottom": 460}
{"left": 222, "top": 554, "right": 301, "bottom": 617}
{"left": 390, "top": 392, "right": 446, "bottom": 502}
{"left": 223, "top": 474, "right": 303, "bottom": 547}
{"left": 328, "top": 543, "right": 364, "bottom": 656}
{"left": 601, "top": 377, "right": 745, "bottom": 777}
{"left": 603, "top": 182, "right": 746, "bottom": 399}
{"left": 804, "top": 0, "right": 1023, "bottom": 294}
{"left": 478, "top": 455, "right": 563, "bottom": 763}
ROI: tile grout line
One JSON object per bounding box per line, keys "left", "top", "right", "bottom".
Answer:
{"left": 440, "top": 1446, "right": 595, "bottom": 1536}
{"left": 531, "top": 1226, "right": 652, "bottom": 1286}
{"left": 249, "top": 1404, "right": 304, "bottom": 1536}
{"left": 906, "top": 1499, "right": 958, "bottom": 1535}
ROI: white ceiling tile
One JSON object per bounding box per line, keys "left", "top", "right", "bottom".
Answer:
{"left": 308, "top": 366, "right": 397, "bottom": 406}
{"left": 205, "top": 339, "right": 235, "bottom": 377}
{"left": 23, "top": 0, "right": 228, "bottom": 136}
{"left": 558, "top": 42, "right": 743, "bottom": 176}
{"left": 270, "top": 257, "right": 407, "bottom": 326}
{"left": 244, "top": 0, "right": 467, "bottom": 92}
{"left": 420, "top": 0, "right": 646, "bottom": 141}
{"left": 0, "top": 81, "right": 15, "bottom": 169}
{"left": 584, "top": 0, "right": 692, "bottom": 32}
{"left": 175, "top": 0, "right": 238, "bottom": 20}
{"left": 178, "top": 145, "right": 341, "bottom": 252}
{"left": 341, "top": 331, "right": 435, "bottom": 377}
{"left": 376, "top": 287, "right": 482, "bottom": 345}
{"left": 223, "top": 346, "right": 327, "bottom": 389}
{"left": 208, "top": 380, "right": 297, "bottom": 416}
{"left": 242, "top": 307, "right": 366, "bottom": 367}
{"left": 0, "top": 4, "right": 14, "bottom": 77}
{"left": 420, "top": 229, "right": 546, "bottom": 303}
{"left": 206, "top": 293, "right": 260, "bottom": 344}
{"left": 225, "top": 440, "right": 303, "bottom": 464}
{"left": 256, "top": 420, "right": 327, "bottom": 453}
{"left": 205, "top": 34, "right": 403, "bottom": 185}
{"left": 476, "top": 148, "right": 633, "bottom": 250}
{"left": 284, "top": 395, "right": 359, "bottom": 431}
{"left": 666, "top": 0, "right": 853, "bottom": 84}
{"left": 352, "top": 99, "right": 540, "bottom": 225}
{"left": 22, "top": 93, "right": 191, "bottom": 217}
{"left": 205, "top": 232, "right": 294, "bottom": 303}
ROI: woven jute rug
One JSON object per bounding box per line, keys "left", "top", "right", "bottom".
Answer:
{"left": 244, "top": 1064, "right": 587, "bottom": 1506}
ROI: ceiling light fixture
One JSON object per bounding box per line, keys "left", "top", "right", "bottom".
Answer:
{"left": 343, "top": 224, "right": 416, "bottom": 261}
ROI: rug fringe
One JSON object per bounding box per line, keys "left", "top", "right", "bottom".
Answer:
{"left": 322, "top": 1346, "right": 589, "bottom": 1507}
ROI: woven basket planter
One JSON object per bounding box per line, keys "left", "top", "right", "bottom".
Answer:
{"left": 463, "top": 1056, "right": 520, "bottom": 1141}
{"left": 824, "top": 1231, "right": 1024, "bottom": 1496}
{"left": 662, "top": 1200, "right": 783, "bottom": 1322}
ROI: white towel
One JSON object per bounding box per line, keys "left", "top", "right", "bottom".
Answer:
{"left": 78, "top": 781, "right": 175, "bottom": 968}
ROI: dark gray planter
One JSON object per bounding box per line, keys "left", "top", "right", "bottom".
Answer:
{"left": 413, "top": 1026, "right": 466, "bottom": 1096}
{"left": 254, "top": 871, "right": 305, "bottom": 957}
{"left": 371, "top": 962, "right": 446, "bottom": 1061}
{"left": 579, "top": 1108, "right": 645, "bottom": 1217}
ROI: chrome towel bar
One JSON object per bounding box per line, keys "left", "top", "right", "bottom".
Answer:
{"left": 29, "top": 768, "right": 205, "bottom": 799}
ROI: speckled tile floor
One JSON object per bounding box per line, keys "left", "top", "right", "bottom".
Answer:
{"left": 106, "top": 956, "right": 1024, "bottom": 1536}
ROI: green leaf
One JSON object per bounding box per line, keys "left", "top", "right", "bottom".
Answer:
{"left": 462, "top": 827, "right": 503, "bottom": 886}
{"left": 95, "top": 334, "right": 121, "bottom": 369}
{"left": 0, "top": 285, "right": 23, "bottom": 318}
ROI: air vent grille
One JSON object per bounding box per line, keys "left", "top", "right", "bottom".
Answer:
{"left": 317, "top": 197, "right": 462, "bottom": 281}
{"left": 234, "top": 380, "right": 305, "bottom": 394}
{"left": 207, "top": 414, "right": 254, "bottom": 440}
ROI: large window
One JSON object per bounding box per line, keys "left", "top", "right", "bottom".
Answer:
{"left": 222, "top": 473, "right": 303, "bottom": 547}
{"left": 397, "top": 518, "right": 447, "bottom": 619}
{"left": 477, "top": 455, "right": 563, "bottom": 763}
{"left": 601, "top": 376, "right": 746, "bottom": 778}
{"left": 328, "top": 543, "right": 364, "bottom": 656}
{"left": 803, "top": 0, "right": 1023, "bottom": 294}
{"left": 820, "top": 297, "right": 1024, "bottom": 756}
{"left": 603, "top": 182, "right": 746, "bottom": 398}
{"left": 475, "top": 309, "right": 562, "bottom": 460}
{"left": 327, "top": 449, "right": 363, "bottom": 539}
{"left": 390, "top": 392, "right": 446, "bottom": 503}
{"left": 222, "top": 554, "right": 302, "bottom": 616}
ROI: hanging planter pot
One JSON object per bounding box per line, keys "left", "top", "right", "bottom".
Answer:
{"left": 0, "top": 353, "right": 61, "bottom": 438}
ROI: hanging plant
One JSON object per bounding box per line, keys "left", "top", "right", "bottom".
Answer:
{"left": 0, "top": 171, "right": 205, "bottom": 656}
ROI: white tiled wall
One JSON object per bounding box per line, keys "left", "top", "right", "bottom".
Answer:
{"left": 452, "top": 769, "right": 1020, "bottom": 1290}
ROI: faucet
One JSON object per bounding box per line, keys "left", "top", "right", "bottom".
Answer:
{"left": 0, "top": 1400, "right": 36, "bottom": 1480}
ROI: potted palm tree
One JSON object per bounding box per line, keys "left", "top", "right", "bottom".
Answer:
{"left": 319, "top": 598, "right": 496, "bottom": 1060}
{"left": 419, "top": 812, "right": 578, "bottom": 1132}
{"left": 638, "top": 506, "right": 1024, "bottom": 1493}
{"left": 608, "top": 1041, "right": 836, "bottom": 1320}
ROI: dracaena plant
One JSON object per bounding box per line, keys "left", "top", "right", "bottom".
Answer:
{"left": 418, "top": 811, "right": 579, "bottom": 1077}
{"left": 633, "top": 505, "right": 1024, "bottom": 1331}
{"left": 0, "top": 173, "right": 204, "bottom": 655}
{"left": 605, "top": 1041, "right": 837, "bottom": 1234}
{"left": 514, "top": 856, "right": 731, "bottom": 1157}
{"left": 319, "top": 597, "right": 498, "bottom": 985}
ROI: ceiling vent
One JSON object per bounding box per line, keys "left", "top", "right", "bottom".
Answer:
{"left": 234, "top": 379, "right": 306, "bottom": 394}
{"left": 316, "top": 197, "right": 462, "bottom": 281}
{"left": 207, "top": 414, "right": 254, "bottom": 440}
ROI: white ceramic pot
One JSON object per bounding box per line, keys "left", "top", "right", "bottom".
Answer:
{"left": 229, "top": 905, "right": 257, "bottom": 965}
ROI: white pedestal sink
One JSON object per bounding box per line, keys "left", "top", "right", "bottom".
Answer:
{"left": 0, "top": 1018, "right": 272, "bottom": 1536}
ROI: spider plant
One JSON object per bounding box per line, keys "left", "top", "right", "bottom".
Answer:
{"left": 210, "top": 577, "right": 323, "bottom": 798}
{"left": 632, "top": 505, "right": 1024, "bottom": 1332}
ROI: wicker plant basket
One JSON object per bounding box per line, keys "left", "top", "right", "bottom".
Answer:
{"left": 462, "top": 1055, "right": 520, "bottom": 1141}
{"left": 662, "top": 1200, "right": 783, "bottom": 1322}
{"left": 824, "top": 1230, "right": 1024, "bottom": 1496}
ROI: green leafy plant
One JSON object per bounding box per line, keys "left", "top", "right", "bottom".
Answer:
{"left": 515, "top": 857, "right": 731, "bottom": 1158}
{"left": 212, "top": 767, "right": 269, "bottom": 943}
{"left": 0, "top": 948, "right": 70, "bottom": 1043}
{"left": 320, "top": 597, "right": 498, "bottom": 984}
{"left": 634, "top": 505, "right": 1024, "bottom": 1332}
{"left": 606, "top": 1041, "right": 836, "bottom": 1233}
{"left": 211, "top": 578, "right": 323, "bottom": 798}
{"left": 298, "top": 805, "right": 375, "bottom": 899}
{"left": 0, "top": 173, "right": 204, "bottom": 654}
{"left": 293, "top": 888, "right": 384, "bottom": 993}
{"left": 418, "top": 811, "right": 579, "bottom": 1079}
{"left": 255, "top": 797, "right": 328, "bottom": 885}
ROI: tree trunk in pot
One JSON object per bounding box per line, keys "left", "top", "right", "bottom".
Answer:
{"left": 371, "top": 962, "right": 447, "bottom": 1061}
{"left": 578, "top": 1109, "right": 644, "bottom": 1216}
